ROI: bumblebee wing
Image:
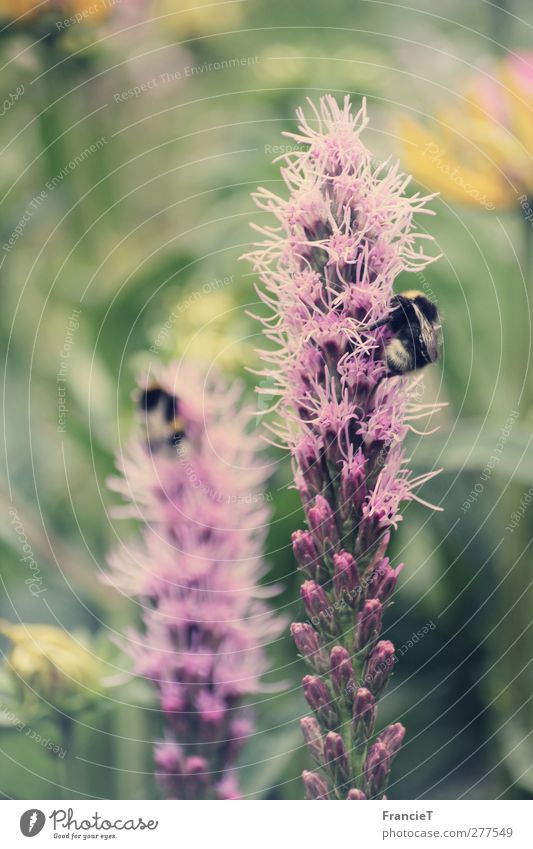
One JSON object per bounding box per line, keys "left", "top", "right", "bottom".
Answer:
{"left": 413, "top": 304, "right": 439, "bottom": 363}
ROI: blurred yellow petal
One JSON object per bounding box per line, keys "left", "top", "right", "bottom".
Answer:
{"left": 398, "top": 117, "right": 511, "bottom": 209}
{"left": 397, "top": 52, "right": 533, "bottom": 211}
{"left": 155, "top": 0, "right": 243, "bottom": 36}
{"left": 499, "top": 65, "right": 533, "bottom": 184}
{"left": 0, "top": 620, "right": 103, "bottom": 713}
{"left": 0, "top": 0, "right": 110, "bottom": 23}
{"left": 150, "top": 285, "right": 254, "bottom": 372}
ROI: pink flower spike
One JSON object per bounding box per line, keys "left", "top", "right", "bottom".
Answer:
{"left": 106, "top": 360, "right": 284, "bottom": 800}
{"left": 245, "top": 95, "right": 442, "bottom": 799}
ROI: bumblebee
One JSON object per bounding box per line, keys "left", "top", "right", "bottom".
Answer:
{"left": 370, "top": 290, "right": 441, "bottom": 376}
{"left": 137, "top": 383, "right": 185, "bottom": 452}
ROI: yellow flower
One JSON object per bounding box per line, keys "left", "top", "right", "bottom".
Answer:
{"left": 0, "top": 620, "right": 103, "bottom": 713}
{"left": 0, "top": 0, "right": 110, "bottom": 25}
{"left": 154, "top": 0, "right": 243, "bottom": 37}
{"left": 152, "top": 283, "right": 254, "bottom": 372}
{"left": 398, "top": 53, "right": 533, "bottom": 210}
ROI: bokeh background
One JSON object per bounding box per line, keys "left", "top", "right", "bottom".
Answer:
{"left": 0, "top": 0, "right": 532, "bottom": 800}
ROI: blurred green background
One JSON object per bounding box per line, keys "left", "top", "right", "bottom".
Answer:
{"left": 0, "top": 0, "right": 532, "bottom": 800}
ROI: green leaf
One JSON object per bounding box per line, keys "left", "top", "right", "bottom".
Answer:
{"left": 409, "top": 420, "right": 532, "bottom": 485}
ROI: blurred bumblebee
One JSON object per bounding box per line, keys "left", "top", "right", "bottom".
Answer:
{"left": 137, "top": 383, "right": 185, "bottom": 453}
{"left": 369, "top": 290, "right": 441, "bottom": 376}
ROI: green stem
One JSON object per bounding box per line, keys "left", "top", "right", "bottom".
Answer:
{"left": 56, "top": 715, "right": 75, "bottom": 798}
{"left": 33, "top": 44, "right": 90, "bottom": 256}
{"left": 490, "top": 209, "right": 533, "bottom": 796}
{"left": 523, "top": 205, "right": 533, "bottom": 410}
{"left": 488, "top": 0, "right": 511, "bottom": 52}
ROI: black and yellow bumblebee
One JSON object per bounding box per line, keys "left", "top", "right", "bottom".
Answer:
{"left": 369, "top": 290, "right": 441, "bottom": 376}
{"left": 137, "top": 383, "right": 186, "bottom": 452}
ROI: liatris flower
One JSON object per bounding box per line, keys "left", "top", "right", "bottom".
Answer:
{"left": 398, "top": 52, "right": 533, "bottom": 211}
{"left": 244, "top": 96, "right": 442, "bottom": 799}
{"left": 106, "top": 361, "right": 283, "bottom": 800}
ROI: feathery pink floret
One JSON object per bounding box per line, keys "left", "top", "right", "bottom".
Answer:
{"left": 106, "top": 361, "right": 284, "bottom": 800}
{"left": 244, "top": 96, "right": 443, "bottom": 799}
{"left": 245, "top": 97, "right": 440, "bottom": 503}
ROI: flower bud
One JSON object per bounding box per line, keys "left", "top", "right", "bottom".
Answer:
{"left": 324, "top": 731, "right": 351, "bottom": 786}
{"left": 302, "top": 675, "right": 337, "bottom": 728}
{"left": 364, "top": 640, "right": 396, "bottom": 695}
{"left": 185, "top": 755, "right": 208, "bottom": 776}
{"left": 302, "top": 770, "right": 330, "bottom": 800}
{"left": 352, "top": 687, "right": 376, "bottom": 742}
{"left": 292, "top": 530, "right": 321, "bottom": 580}
{"left": 347, "top": 788, "right": 367, "bottom": 799}
{"left": 329, "top": 645, "right": 354, "bottom": 698}
{"left": 356, "top": 508, "right": 385, "bottom": 556}
{"left": 363, "top": 741, "right": 390, "bottom": 798}
{"left": 295, "top": 437, "right": 325, "bottom": 494}
{"left": 333, "top": 551, "right": 361, "bottom": 606}
{"left": 379, "top": 562, "right": 404, "bottom": 602}
{"left": 196, "top": 690, "right": 226, "bottom": 729}
{"left": 154, "top": 740, "right": 183, "bottom": 772}
{"left": 291, "top": 623, "right": 329, "bottom": 674}
{"left": 226, "top": 716, "right": 254, "bottom": 759}
{"left": 0, "top": 621, "right": 103, "bottom": 714}
{"left": 371, "top": 532, "right": 391, "bottom": 566}
{"left": 300, "top": 581, "right": 336, "bottom": 634}
{"left": 367, "top": 559, "right": 404, "bottom": 603}
{"left": 366, "top": 557, "right": 388, "bottom": 594}
{"left": 355, "top": 599, "right": 382, "bottom": 650}
{"left": 161, "top": 687, "right": 185, "bottom": 715}
{"left": 307, "top": 494, "right": 338, "bottom": 551}
{"left": 340, "top": 451, "right": 366, "bottom": 521}
{"left": 300, "top": 580, "right": 329, "bottom": 619}
{"left": 183, "top": 755, "right": 209, "bottom": 799}
{"left": 376, "top": 723, "right": 406, "bottom": 761}
{"left": 321, "top": 423, "right": 344, "bottom": 468}
{"left": 300, "top": 716, "right": 325, "bottom": 766}
{"left": 216, "top": 773, "right": 241, "bottom": 800}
